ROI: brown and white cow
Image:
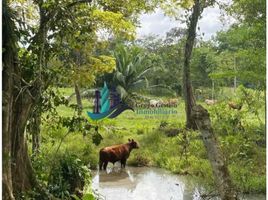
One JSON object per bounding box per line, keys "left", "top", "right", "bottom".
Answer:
{"left": 99, "top": 139, "right": 139, "bottom": 170}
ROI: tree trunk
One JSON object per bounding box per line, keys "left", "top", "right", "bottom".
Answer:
{"left": 2, "top": 61, "right": 16, "bottom": 200}
{"left": 192, "top": 105, "right": 237, "bottom": 200}
{"left": 3, "top": 1, "right": 36, "bottom": 197}
{"left": 233, "top": 56, "right": 237, "bottom": 92}
{"left": 30, "top": 111, "right": 41, "bottom": 154}
{"left": 3, "top": 52, "right": 36, "bottom": 199}
{"left": 2, "top": 4, "right": 16, "bottom": 198}
{"left": 181, "top": 1, "right": 237, "bottom": 198}
{"left": 3, "top": 1, "right": 17, "bottom": 198}
{"left": 212, "top": 81, "right": 215, "bottom": 100}
{"left": 182, "top": 0, "right": 201, "bottom": 130}
{"left": 11, "top": 90, "right": 36, "bottom": 193}
{"left": 75, "top": 83, "right": 83, "bottom": 115}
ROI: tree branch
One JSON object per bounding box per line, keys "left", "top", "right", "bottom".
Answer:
{"left": 66, "top": 0, "right": 92, "bottom": 8}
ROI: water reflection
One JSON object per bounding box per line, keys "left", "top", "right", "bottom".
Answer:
{"left": 92, "top": 166, "right": 193, "bottom": 200}
{"left": 91, "top": 166, "right": 265, "bottom": 200}
{"left": 96, "top": 169, "right": 139, "bottom": 191}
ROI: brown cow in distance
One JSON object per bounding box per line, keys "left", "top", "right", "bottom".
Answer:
{"left": 99, "top": 139, "right": 139, "bottom": 170}
{"left": 228, "top": 101, "right": 242, "bottom": 110}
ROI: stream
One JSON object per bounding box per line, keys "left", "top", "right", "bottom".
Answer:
{"left": 92, "top": 165, "right": 265, "bottom": 200}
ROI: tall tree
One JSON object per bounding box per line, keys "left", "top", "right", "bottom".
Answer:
{"left": 2, "top": 0, "right": 152, "bottom": 198}
{"left": 182, "top": 0, "right": 202, "bottom": 130}
{"left": 181, "top": 1, "right": 237, "bottom": 199}
{"left": 192, "top": 105, "right": 237, "bottom": 199}
{"left": 3, "top": 1, "right": 37, "bottom": 197}
{"left": 3, "top": 1, "right": 17, "bottom": 199}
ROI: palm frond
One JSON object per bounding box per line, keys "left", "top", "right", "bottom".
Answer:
{"left": 114, "top": 71, "right": 126, "bottom": 85}
{"left": 116, "top": 85, "right": 128, "bottom": 100}
{"left": 130, "top": 78, "right": 148, "bottom": 90}
{"left": 147, "top": 84, "right": 177, "bottom": 96}
{"left": 136, "top": 67, "right": 153, "bottom": 80}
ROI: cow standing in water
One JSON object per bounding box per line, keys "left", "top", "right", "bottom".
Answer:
{"left": 99, "top": 139, "right": 139, "bottom": 170}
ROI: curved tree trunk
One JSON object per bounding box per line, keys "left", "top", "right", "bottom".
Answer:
{"left": 75, "top": 83, "right": 83, "bottom": 115}
{"left": 192, "top": 105, "right": 237, "bottom": 200}
{"left": 182, "top": 0, "right": 201, "bottom": 130}
{"left": 181, "top": 1, "right": 237, "bottom": 198}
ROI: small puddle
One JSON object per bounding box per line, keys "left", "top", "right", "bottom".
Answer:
{"left": 92, "top": 165, "right": 265, "bottom": 200}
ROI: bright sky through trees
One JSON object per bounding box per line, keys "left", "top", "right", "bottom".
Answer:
{"left": 137, "top": 3, "right": 235, "bottom": 40}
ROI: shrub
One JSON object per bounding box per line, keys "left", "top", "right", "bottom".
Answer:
{"left": 128, "top": 150, "right": 152, "bottom": 166}
{"left": 81, "top": 144, "right": 98, "bottom": 170}
{"left": 136, "top": 128, "right": 145, "bottom": 135}
{"left": 230, "top": 164, "right": 266, "bottom": 193}
{"left": 48, "top": 153, "right": 92, "bottom": 199}
{"left": 208, "top": 102, "right": 246, "bottom": 135}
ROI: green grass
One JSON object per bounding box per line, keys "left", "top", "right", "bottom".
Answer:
{"left": 39, "top": 87, "right": 266, "bottom": 194}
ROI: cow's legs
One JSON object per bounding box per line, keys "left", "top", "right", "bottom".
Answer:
{"left": 103, "top": 161, "right": 108, "bottom": 170}
{"left": 121, "top": 159, "right": 126, "bottom": 168}
{"left": 99, "top": 160, "right": 103, "bottom": 170}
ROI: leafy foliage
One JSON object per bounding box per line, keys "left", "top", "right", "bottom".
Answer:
{"left": 48, "top": 153, "right": 92, "bottom": 199}
{"left": 210, "top": 0, "right": 266, "bottom": 89}
{"left": 108, "top": 45, "right": 154, "bottom": 102}
{"left": 5, "top": 0, "right": 266, "bottom": 198}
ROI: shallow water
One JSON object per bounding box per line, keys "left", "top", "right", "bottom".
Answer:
{"left": 92, "top": 165, "right": 265, "bottom": 200}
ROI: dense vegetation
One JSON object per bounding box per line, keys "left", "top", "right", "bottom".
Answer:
{"left": 36, "top": 86, "right": 265, "bottom": 198}
{"left": 2, "top": 0, "right": 265, "bottom": 199}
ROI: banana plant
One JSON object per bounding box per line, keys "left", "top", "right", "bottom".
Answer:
{"left": 112, "top": 45, "right": 151, "bottom": 101}
{"left": 112, "top": 45, "right": 177, "bottom": 104}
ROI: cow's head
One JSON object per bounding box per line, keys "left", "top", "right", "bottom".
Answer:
{"left": 128, "top": 139, "right": 139, "bottom": 149}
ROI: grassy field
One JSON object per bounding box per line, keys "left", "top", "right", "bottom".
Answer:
{"left": 38, "top": 87, "right": 266, "bottom": 195}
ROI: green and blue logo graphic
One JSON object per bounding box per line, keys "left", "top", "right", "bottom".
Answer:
{"left": 87, "top": 82, "right": 133, "bottom": 120}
